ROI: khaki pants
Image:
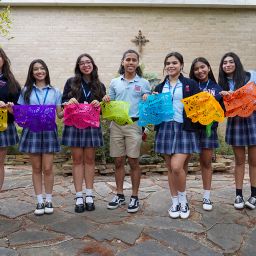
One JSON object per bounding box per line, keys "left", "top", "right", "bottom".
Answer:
{"left": 110, "top": 121, "right": 142, "bottom": 158}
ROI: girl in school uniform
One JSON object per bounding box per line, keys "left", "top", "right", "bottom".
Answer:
{"left": 62, "top": 53, "right": 106, "bottom": 213}
{"left": 189, "top": 57, "right": 223, "bottom": 211}
{"left": 219, "top": 52, "right": 256, "bottom": 210}
{"left": 154, "top": 52, "right": 201, "bottom": 219}
{"left": 18, "top": 59, "right": 63, "bottom": 215}
{"left": 0, "top": 48, "right": 20, "bottom": 191}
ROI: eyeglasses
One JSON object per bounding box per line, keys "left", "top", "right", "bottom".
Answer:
{"left": 79, "top": 61, "right": 92, "bottom": 66}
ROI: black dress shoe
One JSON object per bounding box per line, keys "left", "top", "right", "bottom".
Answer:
{"left": 85, "top": 196, "right": 95, "bottom": 211}
{"left": 85, "top": 202, "right": 95, "bottom": 211}
{"left": 44, "top": 201, "right": 54, "bottom": 214}
{"left": 74, "top": 197, "right": 85, "bottom": 213}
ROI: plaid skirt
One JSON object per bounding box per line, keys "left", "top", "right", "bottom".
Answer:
{"left": 155, "top": 121, "right": 200, "bottom": 154}
{"left": 0, "top": 123, "right": 19, "bottom": 147}
{"left": 225, "top": 112, "right": 256, "bottom": 146}
{"left": 19, "top": 128, "right": 60, "bottom": 153}
{"left": 199, "top": 128, "right": 219, "bottom": 149}
{"left": 62, "top": 125, "right": 103, "bottom": 148}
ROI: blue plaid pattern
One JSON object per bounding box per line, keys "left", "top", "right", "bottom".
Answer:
{"left": 155, "top": 121, "right": 200, "bottom": 154}
{"left": 19, "top": 128, "right": 60, "bottom": 153}
{"left": 0, "top": 123, "right": 19, "bottom": 147}
{"left": 225, "top": 112, "right": 256, "bottom": 146}
{"left": 199, "top": 128, "right": 219, "bottom": 149}
{"left": 62, "top": 125, "right": 103, "bottom": 148}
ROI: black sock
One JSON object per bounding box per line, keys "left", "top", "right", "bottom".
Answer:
{"left": 131, "top": 195, "right": 138, "bottom": 199}
{"left": 236, "top": 189, "right": 243, "bottom": 197}
{"left": 117, "top": 193, "right": 124, "bottom": 198}
{"left": 251, "top": 186, "right": 256, "bottom": 198}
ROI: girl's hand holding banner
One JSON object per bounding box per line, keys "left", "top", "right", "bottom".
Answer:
{"left": 138, "top": 93, "right": 174, "bottom": 127}
{"left": 64, "top": 103, "right": 100, "bottom": 129}
{"left": 13, "top": 105, "right": 56, "bottom": 132}
{"left": 182, "top": 91, "right": 224, "bottom": 125}
{"left": 101, "top": 101, "right": 133, "bottom": 125}
{"left": 182, "top": 92, "right": 224, "bottom": 137}
{"left": 223, "top": 82, "right": 256, "bottom": 117}
{"left": 0, "top": 108, "right": 7, "bottom": 131}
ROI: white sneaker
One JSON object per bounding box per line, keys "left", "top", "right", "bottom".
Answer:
{"left": 107, "top": 194, "right": 126, "bottom": 209}
{"left": 203, "top": 198, "right": 213, "bottom": 211}
{"left": 168, "top": 204, "right": 180, "bottom": 219}
{"left": 245, "top": 196, "right": 256, "bottom": 210}
{"left": 234, "top": 195, "right": 245, "bottom": 209}
{"left": 127, "top": 197, "right": 139, "bottom": 213}
{"left": 179, "top": 203, "right": 190, "bottom": 219}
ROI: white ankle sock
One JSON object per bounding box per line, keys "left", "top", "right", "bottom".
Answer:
{"left": 178, "top": 191, "right": 187, "bottom": 205}
{"left": 36, "top": 194, "right": 44, "bottom": 204}
{"left": 171, "top": 196, "right": 179, "bottom": 206}
{"left": 45, "top": 194, "right": 52, "bottom": 203}
{"left": 85, "top": 189, "right": 94, "bottom": 203}
{"left": 85, "top": 196, "right": 94, "bottom": 204}
{"left": 203, "top": 190, "right": 211, "bottom": 200}
{"left": 76, "top": 192, "right": 83, "bottom": 205}
{"left": 85, "top": 189, "right": 93, "bottom": 196}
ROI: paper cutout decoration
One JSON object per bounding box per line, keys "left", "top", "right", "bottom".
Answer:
{"left": 13, "top": 105, "right": 56, "bottom": 132}
{"left": 181, "top": 92, "right": 225, "bottom": 125}
{"left": 0, "top": 108, "right": 7, "bottom": 131}
{"left": 223, "top": 82, "right": 256, "bottom": 117}
{"left": 64, "top": 103, "right": 100, "bottom": 129}
{"left": 101, "top": 101, "right": 133, "bottom": 125}
{"left": 206, "top": 121, "right": 214, "bottom": 137}
{"left": 138, "top": 93, "right": 174, "bottom": 126}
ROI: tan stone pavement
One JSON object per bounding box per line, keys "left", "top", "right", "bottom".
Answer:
{"left": 0, "top": 164, "right": 255, "bottom": 256}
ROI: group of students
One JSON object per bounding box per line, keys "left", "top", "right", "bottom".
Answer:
{"left": 0, "top": 47, "right": 255, "bottom": 219}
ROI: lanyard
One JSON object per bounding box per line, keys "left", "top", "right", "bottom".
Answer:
{"left": 81, "top": 83, "right": 91, "bottom": 101}
{"left": 168, "top": 81, "right": 178, "bottom": 103}
{"left": 171, "top": 85, "right": 178, "bottom": 103}
{"left": 34, "top": 87, "right": 49, "bottom": 105}
{"left": 228, "top": 79, "right": 235, "bottom": 91}
{"left": 199, "top": 80, "right": 210, "bottom": 91}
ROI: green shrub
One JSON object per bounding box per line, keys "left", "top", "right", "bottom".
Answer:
{"left": 216, "top": 132, "right": 233, "bottom": 155}
{"left": 96, "top": 119, "right": 112, "bottom": 163}
{"left": 7, "top": 120, "right": 234, "bottom": 160}
{"left": 7, "top": 125, "right": 22, "bottom": 154}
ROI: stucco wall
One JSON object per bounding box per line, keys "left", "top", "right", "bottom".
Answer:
{"left": 0, "top": 6, "right": 255, "bottom": 89}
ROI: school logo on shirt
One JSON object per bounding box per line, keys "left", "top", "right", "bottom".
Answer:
{"left": 134, "top": 85, "right": 142, "bottom": 92}
{"left": 185, "top": 85, "right": 190, "bottom": 92}
{"left": 208, "top": 89, "right": 216, "bottom": 96}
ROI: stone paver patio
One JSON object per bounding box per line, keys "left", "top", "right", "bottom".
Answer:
{"left": 0, "top": 164, "right": 255, "bottom": 256}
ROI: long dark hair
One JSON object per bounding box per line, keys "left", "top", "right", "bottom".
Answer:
{"left": 68, "top": 53, "right": 104, "bottom": 101}
{"left": 23, "top": 59, "right": 51, "bottom": 104}
{"left": 189, "top": 57, "right": 216, "bottom": 83}
{"left": 163, "top": 51, "right": 184, "bottom": 76}
{"left": 218, "top": 52, "right": 246, "bottom": 91}
{"left": 118, "top": 49, "right": 142, "bottom": 77}
{"left": 0, "top": 48, "right": 20, "bottom": 94}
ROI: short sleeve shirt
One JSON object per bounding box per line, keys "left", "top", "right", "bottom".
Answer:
{"left": 109, "top": 74, "right": 150, "bottom": 117}
{"left": 18, "top": 84, "right": 62, "bottom": 105}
